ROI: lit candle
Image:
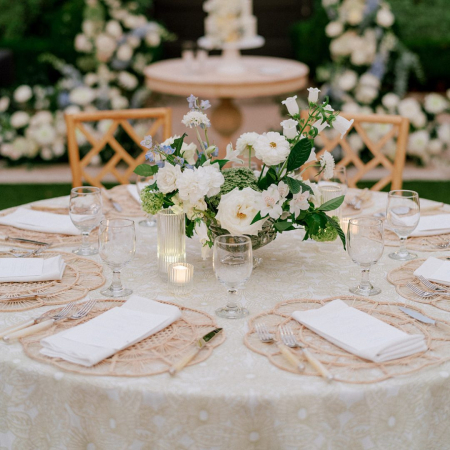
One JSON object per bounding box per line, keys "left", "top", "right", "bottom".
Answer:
{"left": 168, "top": 263, "right": 194, "bottom": 295}
{"left": 173, "top": 265, "right": 189, "bottom": 284}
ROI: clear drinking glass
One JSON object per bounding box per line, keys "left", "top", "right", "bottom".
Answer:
{"left": 99, "top": 219, "right": 136, "bottom": 297}
{"left": 69, "top": 187, "right": 103, "bottom": 256}
{"left": 319, "top": 166, "right": 348, "bottom": 195}
{"left": 136, "top": 175, "right": 156, "bottom": 227}
{"left": 213, "top": 235, "right": 253, "bottom": 319}
{"left": 386, "top": 190, "right": 420, "bottom": 261}
{"left": 347, "top": 217, "right": 384, "bottom": 296}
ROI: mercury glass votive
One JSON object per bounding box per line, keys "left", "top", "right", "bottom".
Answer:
{"left": 168, "top": 263, "right": 194, "bottom": 295}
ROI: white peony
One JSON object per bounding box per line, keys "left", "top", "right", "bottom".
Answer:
{"left": 424, "top": 93, "right": 448, "bottom": 114}
{"left": 106, "top": 20, "right": 122, "bottom": 38}
{"left": 156, "top": 164, "right": 181, "bottom": 194}
{"left": 182, "top": 110, "right": 211, "bottom": 128}
{"left": 307, "top": 87, "right": 321, "bottom": 103}
{"left": 200, "top": 164, "right": 225, "bottom": 197}
{"left": 337, "top": 70, "right": 357, "bottom": 91}
{"left": 13, "top": 85, "right": 32, "bottom": 103}
{"left": 10, "top": 111, "right": 30, "bottom": 128}
{"left": 376, "top": 8, "right": 395, "bottom": 28}
{"left": 382, "top": 93, "right": 400, "bottom": 110}
{"left": 116, "top": 44, "right": 133, "bottom": 61}
{"left": 408, "top": 130, "right": 430, "bottom": 155}
{"left": 118, "top": 71, "right": 138, "bottom": 90}
{"left": 437, "top": 123, "right": 450, "bottom": 143}
{"left": 289, "top": 188, "right": 310, "bottom": 217}
{"left": 0, "top": 96, "right": 9, "bottom": 112}
{"left": 280, "top": 119, "right": 298, "bottom": 139}
{"left": 398, "top": 98, "right": 422, "bottom": 120}
{"left": 216, "top": 187, "right": 265, "bottom": 236}
{"left": 69, "top": 86, "right": 96, "bottom": 106}
{"left": 236, "top": 132, "right": 259, "bottom": 157}
{"left": 320, "top": 151, "right": 335, "bottom": 180}
{"left": 74, "top": 34, "right": 93, "bottom": 53}
{"left": 428, "top": 139, "right": 443, "bottom": 155}
{"left": 176, "top": 167, "right": 210, "bottom": 203}
{"left": 325, "top": 21, "right": 343, "bottom": 38}
{"left": 253, "top": 132, "right": 290, "bottom": 166}
{"left": 260, "top": 185, "right": 283, "bottom": 219}
{"left": 281, "top": 95, "right": 299, "bottom": 115}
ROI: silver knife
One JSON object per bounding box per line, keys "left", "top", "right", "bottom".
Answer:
{"left": 169, "top": 328, "right": 223, "bottom": 375}
{"left": 102, "top": 188, "right": 122, "bottom": 212}
{"left": 5, "top": 237, "right": 50, "bottom": 246}
{"left": 399, "top": 307, "right": 450, "bottom": 332}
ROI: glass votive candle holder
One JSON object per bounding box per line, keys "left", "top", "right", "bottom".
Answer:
{"left": 168, "top": 263, "right": 194, "bottom": 295}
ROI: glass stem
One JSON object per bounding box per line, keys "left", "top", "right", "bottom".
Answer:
{"left": 398, "top": 236, "right": 408, "bottom": 256}
{"left": 81, "top": 232, "right": 90, "bottom": 250}
{"left": 226, "top": 289, "right": 239, "bottom": 310}
{"left": 359, "top": 267, "right": 372, "bottom": 291}
{"left": 111, "top": 269, "right": 123, "bottom": 292}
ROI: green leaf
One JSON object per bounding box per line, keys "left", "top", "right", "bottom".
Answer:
{"left": 134, "top": 164, "right": 159, "bottom": 177}
{"left": 274, "top": 221, "right": 294, "bottom": 232}
{"left": 212, "top": 159, "right": 229, "bottom": 169}
{"left": 185, "top": 218, "right": 195, "bottom": 238}
{"left": 304, "top": 214, "right": 321, "bottom": 236}
{"left": 318, "top": 195, "right": 345, "bottom": 212}
{"left": 173, "top": 133, "right": 187, "bottom": 156}
{"left": 285, "top": 176, "right": 301, "bottom": 194}
{"left": 326, "top": 215, "right": 346, "bottom": 250}
{"left": 286, "top": 138, "right": 312, "bottom": 172}
{"left": 250, "top": 211, "right": 265, "bottom": 225}
{"left": 258, "top": 167, "right": 278, "bottom": 190}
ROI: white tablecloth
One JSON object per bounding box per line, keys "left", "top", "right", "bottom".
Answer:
{"left": 1, "top": 191, "right": 450, "bottom": 450}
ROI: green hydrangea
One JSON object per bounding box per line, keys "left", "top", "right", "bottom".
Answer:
{"left": 208, "top": 167, "right": 261, "bottom": 209}
{"left": 140, "top": 188, "right": 164, "bottom": 215}
{"left": 311, "top": 216, "right": 339, "bottom": 242}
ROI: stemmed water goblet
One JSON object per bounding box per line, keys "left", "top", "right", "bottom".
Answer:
{"left": 99, "top": 218, "right": 136, "bottom": 297}
{"left": 69, "top": 187, "right": 103, "bottom": 256}
{"left": 213, "top": 235, "right": 253, "bottom": 319}
{"left": 386, "top": 190, "right": 420, "bottom": 261}
{"left": 136, "top": 175, "right": 156, "bottom": 228}
{"left": 347, "top": 217, "right": 384, "bottom": 296}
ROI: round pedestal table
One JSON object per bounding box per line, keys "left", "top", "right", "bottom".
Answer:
{"left": 1, "top": 190, "right": 450, "bottom": 449}
{"left": 144, "top": 56, "right": 309, "bottom": 155}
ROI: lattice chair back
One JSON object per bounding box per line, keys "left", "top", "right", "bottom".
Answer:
{"left": 65, "top": 108, "right": 172, "bottom": 188}
{"left": 300, "top": 111, "right": 409, "bottom": 191}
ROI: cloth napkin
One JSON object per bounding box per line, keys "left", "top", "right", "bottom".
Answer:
{"left": 0, "top": 256, "right": 66, "bottom": 283}
{"left": 292, "top": 299, "right": 427, "bottom": 363}
{"left": 127, "top": 184, "right": 141, "bottom": 204}
{"left": 0, "top": 207, "right": 80, "bottom": 235}
{"left": 411, "top": 215, "right": 450, "bottom": 237}
{"left": 40, "top": 295, "right": 181, "bottom": 367}
{"left": 414, "top": 257, "right": 450, "bottom": 286}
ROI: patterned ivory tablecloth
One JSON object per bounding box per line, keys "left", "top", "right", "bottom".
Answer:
{"left": 1, "top": 191, "right": 450, "bottom": 450}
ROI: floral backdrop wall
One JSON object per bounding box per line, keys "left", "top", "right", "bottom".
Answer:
{"left": 0, "top": 0, "right": 173, "bottom": 163}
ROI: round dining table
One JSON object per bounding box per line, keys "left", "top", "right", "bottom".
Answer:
{"left": 1, "top": 189, "right": 450, "bottom": 450}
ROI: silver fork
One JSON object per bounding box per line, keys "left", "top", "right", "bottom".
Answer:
{"left": 255, "top": 323, "right": 305, "bottom": 371}
{"left": 417, "top": 275, "right": 450, "bottom": 295}
{"left": 406, "top": 282, "right": 438, "bottom": 299}
{"left": 69, "top": 298, "right": 97, "bottom": 319}
{"left": 279, "top": 325, "right": 333, "bottom": 381}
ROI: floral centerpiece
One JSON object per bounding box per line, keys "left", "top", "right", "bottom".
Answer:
{"left": 134, "top": 90, "right": 354, "bottom": 255}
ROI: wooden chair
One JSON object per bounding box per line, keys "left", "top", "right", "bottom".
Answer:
{"left": 65, "top": 108, "right": 172, "bottom": 187}
{"left": 300, "top": 112, "right": 409, "bottom": 191}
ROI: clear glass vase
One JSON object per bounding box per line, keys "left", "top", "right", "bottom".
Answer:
{"left": 157, "top": 209, "right": 186, "bottom": 279}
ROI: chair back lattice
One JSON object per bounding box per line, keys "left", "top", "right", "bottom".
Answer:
{"left": 65, "top": 108, "right": 172, "bottom": 188}
{"left": 300, "top": 112, "right": 409, "bottom": 191}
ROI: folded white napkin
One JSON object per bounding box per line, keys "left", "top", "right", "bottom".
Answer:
{"left": 40, "top": 295, "right": 181, "bottom": 367}
{"left": 411, "top": 215, "right": 450, "bottom": 237}
{"left": 0, "top": 207, "right": 80, "bottom": 235}
{"left": 414, "top": 257, "right": 450, "bottom": 286}
{"left": 0, "top": 256, "right": 66, "bottom": 282}
{"left": 292, "top": 299, "right": 427, "bottom": 362}
{"left": 127, "top": 184, "right": 141, "bottom": 204}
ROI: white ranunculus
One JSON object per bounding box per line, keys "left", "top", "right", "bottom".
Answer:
{"left": 216, "top": 187, "right": 265, "bottom": 236}
{"left": 0, "top": 96, "right": 9, "bottom": 112}
{"left": 31, "top": 123, "right": 56, "bottom": 146}
{"left": 376, "top": 8, "right": 395, "bottom": 28}
{"left": 280, "top": 119, "right": 298, "bottom": 139}
{"left": 260, "top": 185, "right": 283, "bottom": 219}
{"left": 307, "top": 87, "right": 321, "bottom": 103}
{"left": 69, "top": 86, "right": 96, "bottom": 106}
{"left": 398, "top": 98, "right": 422, "bottom": 120}
{"left": 182, "top": 110, "right": 211, "bottom": 128}
{"left": 116, "top": 44, "right": 133, "bottom": 61}
{"left": 118, "top": 71, "right": 138, "bottom": 90}
{"left": 289, "top": 188, "right": 310, "bottom": 218}
{"left": 281, "top": 95, "right": 299, "bottom": 116}
{"left": 437, "top": 123, "right": 450, "bottom": 143}
{"left": 382, "top": 93, "right": 400, "bottom": 110}
{"left": 111, "top": 96, "right": 129, "bottom": 110}
{"left": 424, "top": 93, "right": 448, "bottom": 114}
{"left": 337, "top": 70, "right": 357, "bottom": 91}
{"left": 411, "top": 112, "right": 427, "bottom": 129}
{"left": 331, "top": 115, "right": 354, "bottom": 138}
{"left": 428, "top": 139, "right": 443, "bottom": 155}
{"left": 13, "top": 85, "right": 33, "bottom": 103}
{"left": 74, "top": 34, "right": 93, "bottom": 52}
{"left": 145, "top": 32, "right": 161, "bottom": 47}
{"left": 156, "top": 164, "right": 181, "bottom": 194}
{"left": 253, "top": 132, "right": 290, "bottom": 166}
{"left": 320, "top": 151, "right": 335, "bottom": 180}
{"left": 236, "top": 132, "right": 259, "bottom": 157}
{"left": 176, "top": 167, "right": 210, "bottom": 203}
{"left": 408, "top": 130, "right": 430, "bottom": 155}
{"left": 200, "top": 164, "right": 225, "bottom": 197}
{"left": 106, "top": 20, "right": 122, "bottom": 38}
{"left": 10, "top": 111, "right": 30, "bottom": 128}
{"left": 325, "top": 21, "right": 343, "bottom": 38}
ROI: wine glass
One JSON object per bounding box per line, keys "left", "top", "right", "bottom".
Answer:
{"left": 69, "top": 187, "right": 103, "bottom": 256}
{"left": 213, "top": 235, "right": 253, "bottom": 319}
{"left": 99, "top": 219, "right": 136, "bottom": 297}
{"left": 318, "top": 167, "right": 348, "bottom": 195}
{"left": 136, "top": 175, "right": 156, "bottom": 228}
{"left": 386, "top": 190, "right": 420, "bottom": 261}
{"left": 347, "top": 217, "right": 384, "bottom": 296}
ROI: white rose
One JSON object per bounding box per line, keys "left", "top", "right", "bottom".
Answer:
{"left": 106, "top": 20, "right": 122, "bottom": 38}
{"left": 13, "top": 85, "right": 33, "bottom": 103}
{"left": 307, "top": 87, "right": 321, "bottom": 103}
{"left": 376, "top": 8, "right": 395, "bottom": 28}
{"left": 325, "top": 21, "right": 343, "bottom": 38}
{"left": 408, "top": 130, "right": 430, "bottom": 155}
{"left": 281, "top": 95, "right": 299, "bottom": 116}
{"left": 74, "top": 34, "right": 93, "bottom": 52}
{"left": 437, "top": 123, "right": 450, "bottom": 143}
{"left": 116, "top": 44, "right": 133, "bottom": 61}
{"left": 69, "top": 86, "right": 96, "bottom": 106}
{"left": 280, "top": 119, "right": 298, "bottom": 139}
{"left": 428, "top": 139, "right": 443, "bottom": 155}
{"left": 10, "top": 111, "right": 30, "bottom": 128}
{"left": 424, "top": 93, "right": 448, "bottom": 115}
{"left": 0, "top": 96, "right": 10, "bottom": 112}
{"left": 254, "top": 132, "right": 290, "bottom": 166}
{"left": 176, "top": 167, "right": 210, "bottom": 203}
{"left": 156, "top": 164, "right": 181, "bottom": 194}
{"left": 216, "top": 187, "right": 265, "bottom": 236}
{"left": 382, "top": 93, "right": 400, "bottom": 110}
{"left": 111, "top": 96, "right": 129, "bottom": 110}
{"left": 337, "top": 70, "right": 357, "bottom": 91}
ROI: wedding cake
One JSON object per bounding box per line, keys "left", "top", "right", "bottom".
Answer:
{"left": 203, "top": 0, "right": 258, "bottom": 47}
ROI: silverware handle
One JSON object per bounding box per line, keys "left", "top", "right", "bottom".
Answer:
{"left": 0, "top": 319, "right": 35, "bottom": 339}
{"left": 277, "top": 343, "right": 305, "bottom": 371}
{"left": 4, "top": 319, "right": 54, "bottom": 342}
{"left": 436, "top": 321, "right": 450, "bottom": 333}
{"left": 169, "top": 346, "right": 201, "bottom": 375}
{"left": 303, "top": 348, "right": 333, "bottom": 381}
{"left": 6, "top": 237, "right": 49, "bottom": 246}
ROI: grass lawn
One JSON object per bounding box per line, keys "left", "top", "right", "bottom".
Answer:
{"left": 0, "top": 181, "right": 449, "bottom": 210}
